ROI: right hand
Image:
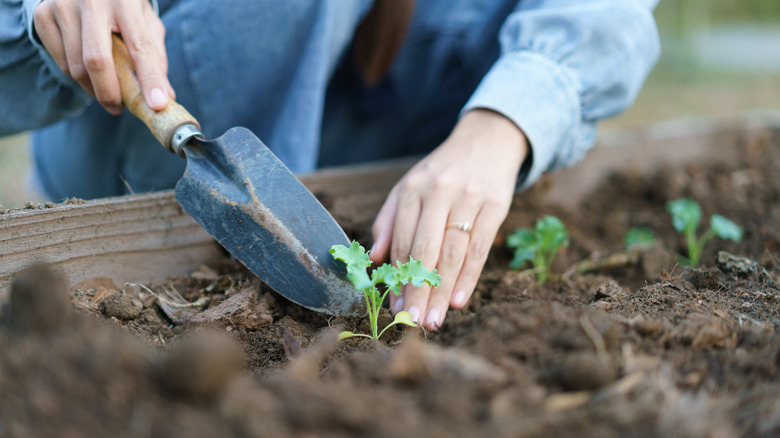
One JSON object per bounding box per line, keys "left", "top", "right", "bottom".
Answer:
{"left": 33, "top": 0, "right": 174, "bottom": 115}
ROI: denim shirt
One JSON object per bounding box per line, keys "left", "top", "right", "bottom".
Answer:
{"left": 0, "top": 0, "right": 660, "bottom": 200}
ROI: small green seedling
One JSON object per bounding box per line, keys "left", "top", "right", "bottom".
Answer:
{"left": 507, "top": 215, "right": 569, "bottom": 285}
{"left": 330, "top": 241, "right": 441, "bottom": 340}
{"left": 625, "top": 227, "right": 657, "bottom": 252}
{"left": 666, "top": 198, "right": 743, "bottom": 266}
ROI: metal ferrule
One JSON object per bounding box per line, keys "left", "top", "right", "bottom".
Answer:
{"left": 170, "top": 124, "right": 203, "bottom": 157}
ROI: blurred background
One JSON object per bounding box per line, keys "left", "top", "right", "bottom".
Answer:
{"left": 602, "top": 0, "right": 780, "bottom": 127}
{"left": 1, "top": 0, "right": 779, "bottom": 208}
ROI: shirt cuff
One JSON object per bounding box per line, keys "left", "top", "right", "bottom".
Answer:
{"left": 461, "top": 50, "right": 582, "bottom": 190}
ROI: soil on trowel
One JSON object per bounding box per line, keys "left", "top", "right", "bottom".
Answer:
{"left": 3, "top": 129, "right": 780, "bottom": 437}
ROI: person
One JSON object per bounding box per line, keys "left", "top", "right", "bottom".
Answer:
{"left": 0, "top": 0, "right": 660, "bottom": 330}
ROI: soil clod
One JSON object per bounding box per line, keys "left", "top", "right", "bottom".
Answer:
{"left": 159, "top": 328, "right": 245, "bottom": 402}
{"left": 4, "top": 263, "right": 75, "bottom": 335}
{"left": 100, "top": 292, "right": 143, "bottom": 320}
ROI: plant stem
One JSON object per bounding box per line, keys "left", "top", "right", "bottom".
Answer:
{"left": 685, "top": 226, "right": 700, "bottom": 266}
{"left": 535, "top": 252, "right": 548, "bottom": 285}
{"left": 377, "top": 320, "right": 399, "bottom": 339}
{"left": 363, "top": 288, "right": 378, "bottom": 339}
{"left": 688, "top": 228, "right": 716, "bottom": 266}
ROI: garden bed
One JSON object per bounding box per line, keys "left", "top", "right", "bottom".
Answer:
{"left": 2, "top": 115, "right": 780, "bottom": 437}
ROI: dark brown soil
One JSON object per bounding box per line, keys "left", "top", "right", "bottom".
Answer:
{"left": 3, "top": 130, "right": 780, "bottom": 437}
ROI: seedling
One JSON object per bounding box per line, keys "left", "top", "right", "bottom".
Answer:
{"left": 507, "top": 215, "right": 569, "bottom": 285}
{"left": 330, "top": 241, "right": 441, "bottom": 340}
{"left": 666, "top": 198, "right": 743, "bottom": 266}
{"left": 625, "top": 227, "right": 657, "bottom": 252}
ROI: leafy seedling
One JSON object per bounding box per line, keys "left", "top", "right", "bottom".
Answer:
{"left": 666, "top": 198, "right": 743, "bottom": 266}
{"left": 330, "top": 241, "right": 441, "bottom": 340}
{"left": 625, "top": 227, "right": 657, "bottom": 252}
{"left": 507, "top": 215, "right": 569, "bottom": 285}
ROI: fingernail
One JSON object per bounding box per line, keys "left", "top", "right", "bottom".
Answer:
{"left": 149, "top": 87, "right": 167, "bottom": 108}
{"left": 408, "top": 305, "right": 420, "bottom": 323}
{"left": 392, "top": 296, "right": 404, "bottom": 314}
{"left": 106, "top": 105, "right": 123, "bottom": 116}
{"left": 425, "top": 308, "right": 442, "bottom": 329}
{"left": 452, "top": 290, "right": 467, "bottom": 307}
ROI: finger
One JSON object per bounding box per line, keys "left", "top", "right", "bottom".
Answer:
{"left": 421, "top": 227, "right": 469, "bottom": 329}
{"left": 145, "top": 2, "right": 175, "bottom": 99}
{"left": 422, "top": 200, "right": 481, "bottom": 330}
{"left": 80, "top": 4, "right": 123, "bottom": 114}
{"left": 389, "top": 190, "right": 422, "bottom": 316}
{"left": 451, "top": 201, "right": 509, "bottom": 310}
{"left": 370, "top": 187, "right": 402, "bottom": 311}
{"left": 117, "top": 4, "right": 169, "bottom": 111}
{"left": 401, "top": 197, "right": 451, "bottom": 325}
{"left": 389, "top": 177, "right": 423, "bottom": 274}
{"left": 400, "top": 282, "right": 431, "bottom": 324}
{"left": 54, "top": 2, "right": 93, "bottom": 96}
{"left": 33, "top": 5, "right": 68, "bottom": 74}
{"left": 386, "top": 178, "right": 424, "bottom": 320}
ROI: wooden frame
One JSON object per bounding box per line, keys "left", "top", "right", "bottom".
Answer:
{"left": 1, "top": 115, "right": 777, "bottom": 297}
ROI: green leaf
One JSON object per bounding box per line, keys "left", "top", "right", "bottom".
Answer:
{"left": 397, "top": 257, "right": 442, "bottom": 288}
{"left": 667, "top": 198, "right": 701, "bottom": 234}
{"left": 392, "top": 311, "right": 417, "bottom": 327}
{"left": 507, "top": 228, "right": 536, "bottom": 249}
{"left": 372, "top": 263, "right": 401, "bottom": 292}
{"left": 338, "top": 331, "right": 356, "bottom": 340}
{"left": 510, "top": 247, "right": 535, "bottom": 269}
{"left": 330, "top": 241, "right": 372, "bottom": 269}
{"left": 507, "top": 216, "right": 568, "bottom": 284}
{"left": 330, "top": 241, "right": 373, "bottom": 291}
{"left": 710, "top": 214, "right": 743, "bottom": 242}
{"left": 625, "top": 227, "right": 657, "bottom": 250}
{"left": 507, "top": 228, "right": 539, "bottom": 269}
{"left": 537, "top": 215, "right": 569, "bottom": 249}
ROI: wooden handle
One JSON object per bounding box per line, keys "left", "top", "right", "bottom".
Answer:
{"left": 111, "top": 34, "right": 200, "bottom": 152}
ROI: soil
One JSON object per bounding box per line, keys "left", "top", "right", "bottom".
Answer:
{"left": 2, "top": 130, "right": 780, "bottom": 437}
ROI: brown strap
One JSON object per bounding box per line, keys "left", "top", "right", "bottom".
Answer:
{"left": 353, "top": 0, "right": 416, "bottom": 87}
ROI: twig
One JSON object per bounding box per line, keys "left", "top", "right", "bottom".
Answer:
{"left": 564, "top": 249, "right": 641, "bottom": 280}
{"left": 118, "top": 174, "right": 136, "bottom": 195}
{"left": 126, "top": 283, "right": 208, "bottom": 308}
{"left": 736, "top": 312, "right": 765, "bottom": 328}
{"left": 580, "top": 315, "right": 610, "bottom": 365}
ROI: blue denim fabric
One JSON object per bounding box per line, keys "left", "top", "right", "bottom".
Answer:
{"left": 0, "top": 0, "right": 659, "bottom": 200}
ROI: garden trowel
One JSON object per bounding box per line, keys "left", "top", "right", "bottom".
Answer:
{"left": 112, "top": 35, "right": 363, "bottom": 316}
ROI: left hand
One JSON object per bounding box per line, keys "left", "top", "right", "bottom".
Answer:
{"left": 369, "top": 109, "right": 529, "bottom": 330}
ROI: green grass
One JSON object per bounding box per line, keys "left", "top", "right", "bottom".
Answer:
{"left": 0, "top": 133, "right": 40, "bottom": 209}
{"left": 602, "top": 1, "right": 780, "bottom": 129}
{"left": 656, "top": 0, "right": 780, "bottom": 31}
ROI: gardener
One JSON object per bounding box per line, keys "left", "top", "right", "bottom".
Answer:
{"left": 0, "top": 0, "right": 660, "bottom": 330}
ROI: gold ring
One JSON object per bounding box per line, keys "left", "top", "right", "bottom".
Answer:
{"left": 446, "top": 221, "right": 472, "bottom": 233}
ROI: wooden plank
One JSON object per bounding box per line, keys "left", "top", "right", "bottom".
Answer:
{"left": 0, "top": 191, "right": 222, "bottom": 297}
{"left": 1, "top": 115, "right": 776, "bottom": 298}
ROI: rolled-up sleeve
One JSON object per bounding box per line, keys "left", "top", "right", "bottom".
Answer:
{"left": 0, "top": 0, "right": 93, "bottom": 135}
{"left": 462, "top": 0, "right": 660, "bottom": 189}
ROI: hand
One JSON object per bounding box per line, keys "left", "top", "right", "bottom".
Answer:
{"left": 33, "top": 0, "right": 174, "bottom": 115}
{"left": 369, "top": 109, "right": 529, "bottom": 330}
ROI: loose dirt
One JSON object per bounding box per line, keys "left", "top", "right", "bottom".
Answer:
{"left": 2, "top": 130, "right": 780, "bottom": 437}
